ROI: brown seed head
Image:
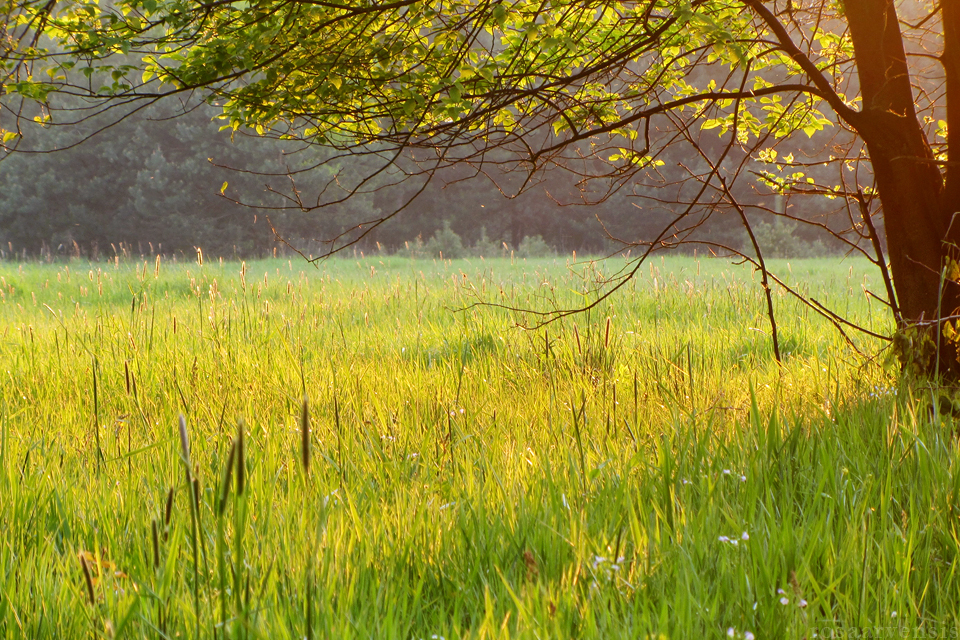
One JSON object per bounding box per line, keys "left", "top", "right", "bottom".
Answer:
{"left": 301, "top": 396, "right": 311, "bottom": 475}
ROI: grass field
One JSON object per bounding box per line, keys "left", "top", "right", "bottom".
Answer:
{"left": 1, "top": 253, "right": 957, "bottom": 639}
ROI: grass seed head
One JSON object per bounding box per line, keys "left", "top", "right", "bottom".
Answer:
{"left": 178, "top": 414, "right": 190, "bottom": 465}
{"left": 523, "top": 549, "right": 539, "bottom": 582}
{"left": 301, "top": 396, "right": 310, "bottom": 475}
{"left": 236, "top": 420, "right": 245, "bottom": 496}
{"left": 79, "top": 553, "right": 96, "bottom": 605}
{"left": 164, "top": 487, "right": 174, "bottom": 529}
{"left": 151, "top": 519, "right": 160, "bottom": 568}
{"left": 192, "top": 477, "right": 201, "bottom": 512}
{"left": 219, "top": 438, "right": 237, "bottom": 515}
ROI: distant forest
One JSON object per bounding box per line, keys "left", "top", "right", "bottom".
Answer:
{"left": 0, "top": 101, "right": 853, "bottom": 260}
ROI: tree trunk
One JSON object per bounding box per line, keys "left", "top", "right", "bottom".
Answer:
{"left": 843, "top": 0, "right": 960, "bottom": 376}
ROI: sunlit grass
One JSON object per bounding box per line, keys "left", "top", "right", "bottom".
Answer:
{"left": 1, "top": 254, "right": 957, "bottom": 639}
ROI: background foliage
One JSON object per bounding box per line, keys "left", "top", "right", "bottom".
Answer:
{"left": 0, "top": 100, "right": 845, "bottom": 259}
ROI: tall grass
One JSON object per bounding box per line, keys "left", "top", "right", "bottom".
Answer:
{"left": 0, "top": 254, "right": 955, "bottom": 639}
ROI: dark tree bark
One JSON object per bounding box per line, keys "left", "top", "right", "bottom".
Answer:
{"left": 842, "top": 0, "right": 960, "bottom": 375}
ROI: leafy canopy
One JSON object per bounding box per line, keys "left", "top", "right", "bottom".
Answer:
{"left": 3, "top": 0, "right": 843, "bottom": 162}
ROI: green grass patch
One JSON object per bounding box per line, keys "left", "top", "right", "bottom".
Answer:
{"left": 1, "top": 254, "right": 956, "bottom": 639}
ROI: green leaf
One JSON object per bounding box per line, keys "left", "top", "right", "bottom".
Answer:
{"left": 492, "top": 3, "right": 507, "bottom": 26}
{"left": 944, "top": 320, "right": 957, "bottom": 343}
{"left": 947, "top": 258, "right": 960, "bottom": 283}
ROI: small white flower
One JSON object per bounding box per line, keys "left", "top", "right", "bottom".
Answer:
{"left": 780, "top": 597, "right": 789, "bottom": 605}
{"left": 798, "top": 599, "right": 808, "bottom": 608}
{"left": 719, "top": 536, "right": 730, "bottom": 543}
{"left": 740, "top": 475, "right": 747, "bottom": 482}
{"left": 891, "top": 611, "right": 897, "bottom": 618}
{"left": 777, "top": 588, "right": 786, "bottom": 595}
{"left": 723, "top": 469, "right": 731, "bottom": 475}
{"left": 745, "top": 633, "right": 755, "bottom": 640}
{"left": 322, "top": 491, "right": 339, "bottom": 508}
{"left": 727, "top": 628, "right": 735, "bottom": 638}
{"left": 741, "top": 531, "right": 749, "bottom": 541}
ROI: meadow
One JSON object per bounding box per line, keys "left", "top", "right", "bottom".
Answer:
{"left": 0, "top": 253, "right": 956, "bottom": 639}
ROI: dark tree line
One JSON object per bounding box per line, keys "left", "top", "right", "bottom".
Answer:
{"left": 0, "top": 98, "right": 844, "bottom": 259}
